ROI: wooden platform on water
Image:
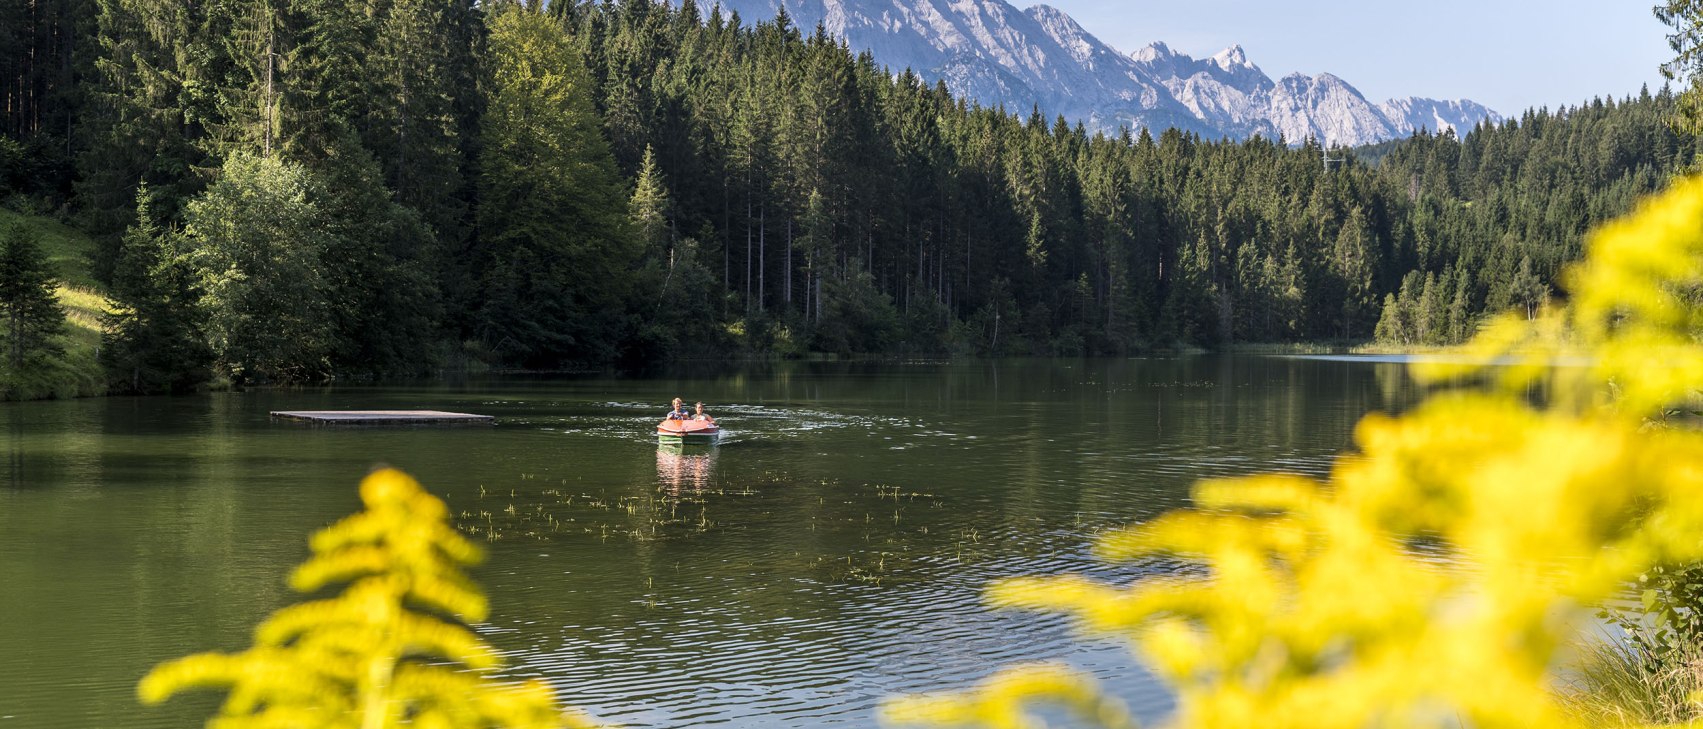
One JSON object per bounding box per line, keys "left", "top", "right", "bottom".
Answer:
{"left": 269, "top": 410, "right": 495, "bottom": 426}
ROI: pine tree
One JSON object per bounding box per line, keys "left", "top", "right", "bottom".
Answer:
{"left": 1658, "top": 0, "right": 1703, "bottom": 136}
{"left": 102, "top": 185, "right": 212, "bottom": 393}
{"left": 1445, "top": 267, "right": 1473, "bottom": 344}
{"left": 0, "top": 224, "right": 65, "bottom": 374}
{"left": 215, "top": 0, "right": 296, "bottom": 159}
{"left": 629, "top": 143, "right": 692, "bottom": 357}
{"left": 632, "top": 144, "right": 671, "bottom": 257}
{"left": 799, "top": 187, "right": 830, "bottom": 325}
{"left": 311, "top": 148, "right": 444, "bottom": 377}
{"left": 369, "top": 0, "right": 478, "bottom": 245}
{"left": 476, "top": 4, "right": 639, "bottom": 367}
{"left": 1415, "top": 272, "right": 1439, "bottom": 344}
{"left": 49, "top": 0, "right": 1699, "bottom": 369}
{"left": 78, "top": 0, "right": 208, "bottom": 276}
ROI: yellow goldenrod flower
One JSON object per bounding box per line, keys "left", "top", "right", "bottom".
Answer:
{"left": 139, "top": 468, "right": 592, "bottom": 729}
{"left": 884, "top": 178, "right": 1703, "bottom": 729}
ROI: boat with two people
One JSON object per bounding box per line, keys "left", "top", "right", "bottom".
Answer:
{"left": 657, "top": 399, "right": 721, "bottom": 445}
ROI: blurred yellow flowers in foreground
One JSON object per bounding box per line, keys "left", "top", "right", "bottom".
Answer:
{"left": 884, "top": 177, "right": 1703, "bottom": 729}
{"left": 139, "top": 468, "right": 596, "bottom": 729}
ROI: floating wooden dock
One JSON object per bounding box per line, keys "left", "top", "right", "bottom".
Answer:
{"left": 269, "top": 410, "right": 495, "bottom": 426}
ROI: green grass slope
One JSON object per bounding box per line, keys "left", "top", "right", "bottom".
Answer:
{"left": 0, "top": 208, "right": 106, "bottom": 400}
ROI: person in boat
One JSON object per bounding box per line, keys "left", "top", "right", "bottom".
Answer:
{"left": 666, "top": 398, "right": 691, "bottom": 420}
{"left": 692, "top": 402, "right": 715, "bottom": 424}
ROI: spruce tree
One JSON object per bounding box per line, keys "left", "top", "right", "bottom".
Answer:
{"left": 78, "top": 0, "right": 208, "bottom": 277}
{"left": 102, "top": 185, "right": 212, "bottom": 394}
{"left": 632, "top": 144, "right": 671, "bottom": 257}
{"left": 1658, "top": 0, "right": 1703, "bottom": 136}
{"left": 476, "top": 4, "right": 638, "bottom": 367}
{"left": 0, "top": 225, "right": 65, "bottom": 374}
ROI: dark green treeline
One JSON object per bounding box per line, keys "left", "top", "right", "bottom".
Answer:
{"left": 0, "top": 0, "right": 1694, "bottom": 390}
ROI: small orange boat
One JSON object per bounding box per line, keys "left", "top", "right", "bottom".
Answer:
{"left": 657, "top": 418, "right": 720, "bottom": 445}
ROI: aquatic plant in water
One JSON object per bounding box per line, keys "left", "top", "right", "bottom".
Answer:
{"left": 138, "top": 468, "right": 595, "bottom": 728}
{"left": 882, "top": 177, "right": 1703, "bottom": 728}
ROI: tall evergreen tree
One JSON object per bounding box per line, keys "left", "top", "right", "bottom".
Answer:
{"left": 1658, "top": 0, "right": 1703, "bottom": 136}
{"left": 78, "top": 0, "right": 209, "bottom": 275}
{"left": 0, "top": 225, "right": 65, "bottom": 374}
{"left": 102, "top": 185, "right": 212, "bottom": 393}
{"left": 632, "top": 144, "right": 671, "bottom": 257}
{"left": 475, "top": 4, "right": 638, "bottom": 367}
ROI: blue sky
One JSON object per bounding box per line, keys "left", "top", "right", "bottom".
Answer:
{"left": 1012, "top": 1, "right": 1671, "bottom": 116}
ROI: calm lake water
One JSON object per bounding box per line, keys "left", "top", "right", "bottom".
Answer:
{"left": 0, "top": 356, "right": 1417, "bottom": 728}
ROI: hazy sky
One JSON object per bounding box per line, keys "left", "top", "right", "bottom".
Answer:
{"left": 1011, "top": 1, "right": 1672, "bottom": 116}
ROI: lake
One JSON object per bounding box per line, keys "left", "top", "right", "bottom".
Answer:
{"left": 0, "top": 356, "right": 1417, "bottom": 727}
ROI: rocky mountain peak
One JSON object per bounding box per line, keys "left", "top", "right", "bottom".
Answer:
{"left": 708, "top": 0, "right": 1503, "bottom": 145}
{"left": 1211, "top": 44, "right": 1252, "bottom": 71}
{"left": 1131, "top": 40, "right": 1176, "bottom": 63}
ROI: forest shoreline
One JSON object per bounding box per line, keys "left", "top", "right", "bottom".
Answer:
{"left": 13, "top": 344, "right": 1465, "bottom": 404}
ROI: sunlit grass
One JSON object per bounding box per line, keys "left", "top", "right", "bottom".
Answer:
{"left": 0, "top": 207, "right": 97, "bottom": 289}
{"left": 0, "top": 209, "right": 106, "bottom": 400}
{"left": 1559, "top": 632, "right": 1703, "bottom": 727}
{"left": 58, "top": 285, "right": 107, "bottom": 336}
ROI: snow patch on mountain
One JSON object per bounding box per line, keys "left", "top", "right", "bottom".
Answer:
{"left": 707, "top": 0, "right": 1500, "bottom": 145}
{"left": 1380, "top": 97, "right": 1505, "bottom": 136}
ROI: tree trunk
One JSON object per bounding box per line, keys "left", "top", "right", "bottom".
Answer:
{"left": 745, "top": 192, "right": 752, "bottom": 312}
{"left": 722, "top": 179, "right": 729, "bottom": 295}
{"left": 758, "top": 201, "right": 765, "bottom": 311}
{"left": 263, "top": 16, "right": 275, "bottom": 158}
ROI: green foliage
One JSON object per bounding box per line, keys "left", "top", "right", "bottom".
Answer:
{"left": 631, "top": 145, "right": 670, "bottom": 255}
{"left": 102, "top": 185, "right": 212, "bottom": 394}
{"left": 0, "top": 209, "right": 105, "bottom": 399}
{"left": 815, "top": 265, "right": 901, "bottom": 354}
{"left": 0, "top": 224, "right": 66, "bottom": 373}
{"left": 312, "top": 148, "right": 445, "bottom": 378}
{"left": 1561, "top": 631, "right": 1703, "bottom": 727}
{"left": 476, "top": 5, "right": 640, "bottom": 368}
{"left": 33, "top": 0, "right": 1697, "bottom": 379}
{"left": 1596, "top": 560, "right": 1703, "bottom": 695}
{"left": 630, "top": 152, "right": 727, "bottom": 359}
{"left": 0, "top": 135, "right": 25, "bottom": 196}
{"left": 0, "top": 206, "right": 98, "bottom": 289}
{"left": 638, "top": 237, "right": 723, "bottom": 360}
{"left": 182, "top": 153, "right": 334, "bottom": 384}
{"left": 77, "top": 0, "right": 208, "bottom": 273}
{"left": 1659, "top": 0, "right": 1703, "bottom": 136}
{"left": 139, "top": 468, "right": 597, "bottom": 728}
{"left": 0, "top": 0, "right": 86, "bottom": 205}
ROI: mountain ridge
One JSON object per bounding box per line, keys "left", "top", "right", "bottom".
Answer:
{"left": 708, "top": 0, "right": 1503, "bottom": 145}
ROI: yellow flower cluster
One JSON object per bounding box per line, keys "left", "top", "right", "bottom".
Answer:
{"left": 884, "top": 178, "right": 1703, "bottom": 729}
{"left": 139, "top": 468, "right": 596, "bottom": 729}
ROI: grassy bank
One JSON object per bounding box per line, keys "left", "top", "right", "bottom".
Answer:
{"left": 0, "top": 208, "right": 106, "bottom": 400}
{"left": 1561, "top": 631, "right": 1703, "bottom": 727}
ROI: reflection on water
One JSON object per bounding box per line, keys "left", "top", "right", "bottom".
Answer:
{"left": 656, "top": 445, "right": 717, "bottom": 494}
{"left": 0, "top": 356, "right": 1421, "bottom": 728}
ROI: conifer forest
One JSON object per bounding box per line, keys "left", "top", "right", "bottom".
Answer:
{"left": 0, "top": 0, "right": 1694, "bottom": 390}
